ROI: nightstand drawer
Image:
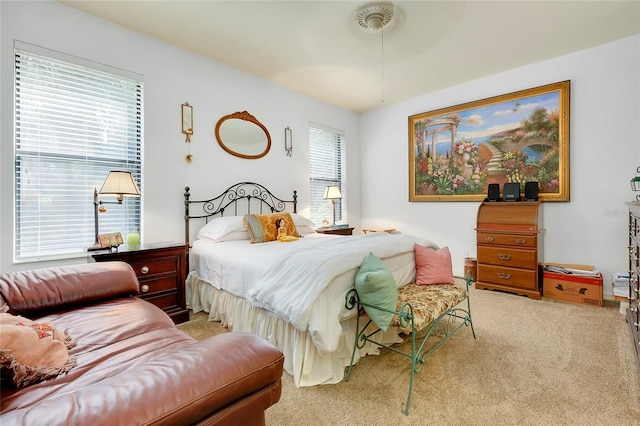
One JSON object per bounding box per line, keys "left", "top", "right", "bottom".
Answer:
{"left": 477, "top": 246, "right": 536, "bottom": 269}
{"left": 138, "top": 275, "right": 178, "bottom": 295}
{"left": 128, "top": 257, "right": 178, "bottom": 279}
{"left": 141, "top": 290, "right": 179, "bottom": 311}
{"left": 477, "top": 231, "right": 536, "bottom": 248}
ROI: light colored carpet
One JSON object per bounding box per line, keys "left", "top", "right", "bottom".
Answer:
{"left": 178, "top": 282, "right": 640, "bottom": 425}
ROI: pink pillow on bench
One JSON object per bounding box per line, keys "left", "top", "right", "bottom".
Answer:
{"left": 414, "top": 244, "right": 455, "bottom": 285}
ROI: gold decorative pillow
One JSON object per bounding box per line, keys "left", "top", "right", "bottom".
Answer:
{"left": 243, "top": 212, "right": 298, "bottom": 243}
{"left": 0, "top": 312, "right": 76, "bottom": 388}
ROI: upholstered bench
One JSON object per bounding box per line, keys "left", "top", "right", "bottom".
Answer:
{"left": 344, "top": 276, "right": 476, "bottom": 415}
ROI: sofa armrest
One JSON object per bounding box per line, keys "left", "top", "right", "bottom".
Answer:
{"left": 0, "top": 333, "right": 284, "bottom": 426}
{"left": 0, "top": 262, "right": 139, "bottom": 316}
{"left": 136, "top": 332, "right": 284, "bottom": 425}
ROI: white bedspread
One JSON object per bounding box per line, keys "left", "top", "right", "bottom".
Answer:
{"left": 248, "top": 232, "right": 433, "bottom": 331}
{"left": 190, "top": 233, "right": 340, "bottom": 297}
{"left": 190, "top": 232, "right": 437, "bottom": 355}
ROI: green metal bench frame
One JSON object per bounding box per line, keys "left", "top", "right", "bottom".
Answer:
{"left": 344, "top": 275, "right": 476, "bottom": 415}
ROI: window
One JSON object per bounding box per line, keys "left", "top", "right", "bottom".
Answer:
{"left": 309, "top": 123, "right": 346, "bottom": 226}
{"left": 14, "top": 42, "right": 143, "bottom": 261}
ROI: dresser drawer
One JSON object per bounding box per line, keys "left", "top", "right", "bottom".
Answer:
{"left": 478, "top": 264, "right": 538, "bottom": 290}
{"left": 128, "top": 257, "right": 178, "bottom": 279}
{"left": 477, "top": 231, "right": 536, "bottom": 248}
{"left": 478, "top": 246, "right": 537, "bottom": 269}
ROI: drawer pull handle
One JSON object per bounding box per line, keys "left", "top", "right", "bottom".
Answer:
{"left": 498, "top": 272, "right": 512, "bottom": 280}
{"left": 140, "top": 284, "right": 149, "bottom": 293}
{"left": 484, "top": 237, "right": 494, "bottom": 242}
{"left": 141, "top": 266, "right": 149, "bottom": 274}
{"left": 515, "top": 239, "right": 526, "bottom": 244}
{"left": 498, "top": 254, "right": 511, "bottom": 261}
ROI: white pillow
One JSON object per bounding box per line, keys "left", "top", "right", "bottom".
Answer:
{"left": 197, "top": 216, "right": 247, "bottom": 241}
{"left": 217, "top": 229, "right": 250, "bottom": 242}
{"left": 297, "top": 225, "right": 317, "bottom": 236}
{"left": 291, "top": 213, "right": 315, "bottom": 228}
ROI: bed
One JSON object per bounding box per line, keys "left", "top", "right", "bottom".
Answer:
{"left": 184, "top": 182, "right": 439, "bottom": 387}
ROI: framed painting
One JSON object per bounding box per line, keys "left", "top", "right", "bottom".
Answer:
{"left": 408, "top": 80, "right": 570, "bottom": 202}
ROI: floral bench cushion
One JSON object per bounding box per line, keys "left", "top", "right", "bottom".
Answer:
{"left": 390, "top": 283, "right": 467, "bottom": 333}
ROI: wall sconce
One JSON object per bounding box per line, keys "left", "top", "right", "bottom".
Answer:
{"left": 284, "top": 126, "right": 292, "bottom": 157}
{"left": 88, "top": 171, "right": 141, "bottom": 251}
{"left": 182, "top": 102, "right": 193, "bottom": 163}
{"left": 323, "top": 185, "right": 342, "bottom": 226}
{"left": 631, "top": 166, "right": 640, "bottom": 201}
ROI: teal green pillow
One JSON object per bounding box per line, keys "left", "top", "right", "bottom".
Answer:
{"left": 355, "top": 252, "right": 398, "bottom": 331}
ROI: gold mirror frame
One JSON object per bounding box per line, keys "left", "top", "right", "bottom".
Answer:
{"left": 215, "top": 111, "right": 271, "bottom": 159}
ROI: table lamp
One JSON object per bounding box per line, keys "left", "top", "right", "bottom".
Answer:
{"left": 323, "top": 185, "right": 342, "bottom": 226}
{"left": 88, "top": 171, "right": 140, "bottom": 251}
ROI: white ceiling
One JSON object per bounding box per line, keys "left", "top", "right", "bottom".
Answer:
{"left": 59, "top": 1, "right": 640, "bottom": 113}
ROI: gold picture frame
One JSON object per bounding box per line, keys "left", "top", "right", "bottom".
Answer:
{"left": 409, "top": 80, "right": 570, "bottom": 202}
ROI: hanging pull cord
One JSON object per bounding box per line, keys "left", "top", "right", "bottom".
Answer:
{"left": 380, "top": 26, "right": 385, "bottom": 104}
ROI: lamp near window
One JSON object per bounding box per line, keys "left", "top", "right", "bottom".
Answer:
{"left": 87, "top": 171, "right": 141, "bottom": 251}
{"left": 323, "top": 185, "right": 342, "bottom": 226}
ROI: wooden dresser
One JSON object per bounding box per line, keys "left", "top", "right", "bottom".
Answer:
{"left": 475, "top": 201, "right": 543, "bottom": 299}
{"left": 625, "top": 201, "right": 640, "bottom": 376}
{"left": 90, "top": 242, "right": 189, "bottom": 324}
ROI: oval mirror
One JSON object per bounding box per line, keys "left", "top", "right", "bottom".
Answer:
{"left": 215, "top": 111, "right": 271, "bottom": 159}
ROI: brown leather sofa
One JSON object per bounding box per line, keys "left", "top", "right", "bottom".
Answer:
{"left": 0, "top": 262, "right": 283, "bottom": 425}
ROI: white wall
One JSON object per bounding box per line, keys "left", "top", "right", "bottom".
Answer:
{"left": 360, "top": 34, "right": 640, "bottom": 300}
{"left": 0, "top": 1, "right": 361, "bottom": 272}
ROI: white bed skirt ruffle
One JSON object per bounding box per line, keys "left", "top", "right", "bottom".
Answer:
{"left": 186, "top": 271, "right": 402, "bottom": 387}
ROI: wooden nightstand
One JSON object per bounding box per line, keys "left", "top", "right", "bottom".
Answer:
{"left": 90, "top": 242, "right": 189, "bottom": 324}
{"left": 315, "top": 227, "right": 354, "bottom": 236}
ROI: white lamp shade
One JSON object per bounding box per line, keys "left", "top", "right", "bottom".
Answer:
{"left": 99, "top": 171, "right": 140, "bottom": 196}
{"left": 323, "top": 185, "right": 342, "bottom": 200}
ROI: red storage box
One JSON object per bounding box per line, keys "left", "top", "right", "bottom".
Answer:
{"left": 542, "top": 271, "right": 603, "bottom": 307}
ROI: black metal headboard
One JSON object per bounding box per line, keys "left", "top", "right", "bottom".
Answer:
{"left": 184, "top": 182, "right": 298, "bottom": 244}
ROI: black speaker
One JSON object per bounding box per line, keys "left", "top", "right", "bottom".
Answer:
{"left": 524, "top": 181, "right": 539, "bottom": 201}
{"left": 503, "top": 182, "right": 520, "bottom": 202}
{"left": 485, "top": 183, "right": 500, "bottom": 202}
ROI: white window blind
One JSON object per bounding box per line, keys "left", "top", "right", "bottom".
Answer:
{"left": 14, "top": 42, "right": 143, "bottom": 261}
{"left": 309, "top": 123, "right": 346, "bottom": 226}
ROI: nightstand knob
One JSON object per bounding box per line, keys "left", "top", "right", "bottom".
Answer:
{"left": 140, "top": 284, "right": 149, "bottom": 293}
{"left": 141, "top": 266, "right": 149, "bottom": 274}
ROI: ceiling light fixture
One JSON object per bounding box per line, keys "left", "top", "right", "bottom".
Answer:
{"left": 356, "top": 2, "right": 395, "bottom": 104}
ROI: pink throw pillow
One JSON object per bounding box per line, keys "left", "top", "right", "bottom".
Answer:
{"left": 414, "top": 244, "right": 455, "bottom": 285}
